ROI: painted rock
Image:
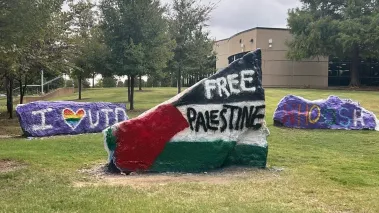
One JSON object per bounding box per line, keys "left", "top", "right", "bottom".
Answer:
{"left": 273, "top": 95, "right": 379, "bottom": 131}
{"left": 16, "top": 101, "right": 128, "bottom": 137}
{"left": 104, "top": 49, "right": 270, "bottom": 173}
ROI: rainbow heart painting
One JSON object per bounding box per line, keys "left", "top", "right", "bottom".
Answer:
{"left": 63, "top": 108, "right": 86, "bottom": 129}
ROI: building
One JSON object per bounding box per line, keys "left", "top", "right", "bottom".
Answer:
{"left": 214, "top": 27, "right": 329, "bottom": 88}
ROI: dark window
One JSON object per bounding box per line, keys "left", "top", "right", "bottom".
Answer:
{"left": 228, "top": 51, "right": 249, "bottom": 64}
{"left": 329, "top": 56, "right": 379, "bottom": 86}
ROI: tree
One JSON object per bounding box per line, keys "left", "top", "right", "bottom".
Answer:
{"left": 102, "top": 77, "right": 117, "bottom": 87}
{"left": 100, "top": 0, "right": 174, "bottom": 110}
{"left": 168, "top": 0, "right": 215, "bottom": 93}
{"left": 117, "top": 80, "right": 124, "bottom": 87}
{"left": 287, "top": 0, "right": 379, "bottom": 87}
{"left": 15, "top": 10, "right": 71, "bottom": 104}
{"left": 185, "top": 27, "right": 217, "bottom": 85}
{"left": 0, "top": 0, "right": 67, "bottom": 118}
{"left": 67, "top": 0, "right": 98, "bottom": 100}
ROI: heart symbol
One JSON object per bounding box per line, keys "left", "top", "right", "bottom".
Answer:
{"left": 62, "top": 108, "right": 86, "bottom": 130}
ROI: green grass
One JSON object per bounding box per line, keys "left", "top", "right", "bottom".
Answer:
{"left": 0, "top": 87, "right": 379, "bottom": 212}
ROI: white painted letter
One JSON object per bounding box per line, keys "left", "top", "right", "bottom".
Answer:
{"left": 115, "top": 108, "right": 127, "bottom": 122}
{"left": 216, "top": 77, "right": 230, "bottom": 98}
{"left": 88, "top": 110, "right": 100, "bottom": 128}
{"left": 354, "top": 109, "right": 365, "bottom": 127}
{"left": 227, "top": 74, "right": 241, "bottom": 95}
{"left": 32, "top": 108, "right": 53, "bottom": 131}
{"left": 101, "top": 109, "right": 113, "bottom": 127}
{"left": 240, "top": 70, "right": 256, "bottom": 92}
{"left": 204, "top": 79, "right": 217, "bottom": 99}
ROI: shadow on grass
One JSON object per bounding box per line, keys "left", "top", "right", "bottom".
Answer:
{"left": 0, "top": 111, "right": 22, "bottom": 137}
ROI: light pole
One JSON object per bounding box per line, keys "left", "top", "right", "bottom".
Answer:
{"left": 41, "top": 69, "right": 44, "bottom": 95}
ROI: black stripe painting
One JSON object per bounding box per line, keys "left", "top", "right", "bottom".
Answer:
{"left": 173, "top": 49, "right": 264, "bottom": 107}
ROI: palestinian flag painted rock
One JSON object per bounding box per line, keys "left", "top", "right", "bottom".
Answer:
{"left": 104, "top": 49, "right": 270, "bottom": 172}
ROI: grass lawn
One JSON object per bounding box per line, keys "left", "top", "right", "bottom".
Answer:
{"left": 0, "top": 87, "right": 379, "bottom": 212}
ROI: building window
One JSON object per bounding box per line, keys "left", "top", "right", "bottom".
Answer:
{"left": 228, "top": 51, "right": 249, "bottom": 64}
{"left": 328, "top": 56, "right": 379, "bottom": 86}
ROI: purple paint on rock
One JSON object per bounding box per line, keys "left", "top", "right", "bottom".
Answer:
{"left": 16, "top": 101, "right": 128, "bottom": 137}
{"left": 273, "top": 95, "right": 378, "bottom": 131}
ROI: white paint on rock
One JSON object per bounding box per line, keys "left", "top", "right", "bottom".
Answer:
{"left": 204, "top": 70, "right": 256, "bottom": 99}
{"left": 170, "top": 101, "right": 269, "bottom": 147}
{"left": 138, "top": 80, "right": 206, "bottom": 118}
{"left": 237, "top": 127, "right": 269, "bottom": 147}
{"left": 32, "top": 108, "right": 54, "bottom": 131}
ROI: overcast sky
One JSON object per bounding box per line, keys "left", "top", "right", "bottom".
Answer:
{"left": 161, "top": 0, "right": 302, "bottom": 40}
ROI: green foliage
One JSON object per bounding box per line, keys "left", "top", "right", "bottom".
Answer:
{"left": 65, "top": 79, "right": 75, "bottom": 88}
{"left": 66, "top": 0, "right": 109, "bottom": 99}
{"left": 0, "top": 0, "right": 69, "bottom": 114}
{"left": 51, "top": 77, "right": 65, "bottom": 88}
{"left": 0, "top": 0, "right": 70, "bottom": 77}
{"left": 95, "top": 79, "right": 103, "bottom": 88}
{"left": 287, "top": 0, "right": 379, "bottom": 86}
{"left": 167, "top": 0, "right": 216, "bottom": 92}
{"left": 117, "top": 81, "right": 124, "bottom": 87}
{"left": 73, "top": 79, "right": 90, "bottom": 88}
{"left": 100, "top": 0, "right": 175, "bottom": 109}
{"left": 102, "top": 77, "right": 117, "bottom": 88}
{"left": 101, "top": 0, "right": 174, "bottom": 78}
{"left": 68, "top": 0, "right": 99, "bottom": 79}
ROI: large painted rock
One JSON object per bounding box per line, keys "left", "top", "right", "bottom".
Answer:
{"left": 16, "top": 101, "right": 128, "bottom": 137}
{"left": 104, "top": 49, "right": 270, "bottom": 173}
{"left": 273, "top": 95, "right": 379, "bottom": 131}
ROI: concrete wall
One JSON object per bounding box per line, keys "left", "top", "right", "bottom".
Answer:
{"left": 214, "top": 27, "right": 329, "bottom": 88}
{"left": 214, "top": 39, "right": 230, "bottom": 70}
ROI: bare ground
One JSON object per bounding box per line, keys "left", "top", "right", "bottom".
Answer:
{"left": 0, "top": 159, "right": 26, "bottom": 173}
{"left": 75, "top": 164, "right": 284, "bottom": 188}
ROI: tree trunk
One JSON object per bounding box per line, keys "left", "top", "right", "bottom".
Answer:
{"left": 19, "top": 75, "right": 28, "bottom": 104}
{"left": 185, "top": 74, "right": 188, "bottom": 87}
{"left": 92, "top": 73, "right": 95, "bottom": 88}
{"left": 127, "top": 75, "right": 131, "bottom": 102}
{"left": 130, "top": 75, "right": 135, "bottom": 110}
{"left": 6, "top": 77, "right": 13, "bottom": 119}
{"left": 78, "top": 75, "right": 82, "bottom": 100}
{"left": 18, "top": 79, "right": 23, "bottom": 104}
{"left": 177, "top": 64, "right": 182, "bottom": 94}
{"left": 349, "top": 46, "right": 360, "bottom": 87}
{"left": 139, "top": 75, "right": 142, "bottom": 91}
{"left": 21, "top": 77, "right": 27, "bottom": 104}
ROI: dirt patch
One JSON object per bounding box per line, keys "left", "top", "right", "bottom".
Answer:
{"left": 75, "top": 164, "right": 283, "bottom": 188}
{"left": 0, "top": 160, "right": 25, "bottom": 173}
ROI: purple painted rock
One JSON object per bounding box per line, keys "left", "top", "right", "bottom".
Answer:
{"left": 16, "top": 101, "right": 128, "bottom": 137}
{"left": 273, "top": 95, "right": 379, "bottom": 131}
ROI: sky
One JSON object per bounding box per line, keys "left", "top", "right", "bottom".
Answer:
{"left": 160, "top": 0, "right": 302, "bottom": 40}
